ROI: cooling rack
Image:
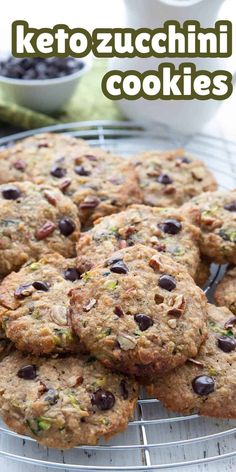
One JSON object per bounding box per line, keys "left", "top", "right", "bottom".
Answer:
{"left": 0, "top": 120, "right": 236, "bottom": 472}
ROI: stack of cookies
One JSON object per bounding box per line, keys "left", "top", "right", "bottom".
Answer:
{"left": 0, "top": 132, "right": 235, "bottom": 449}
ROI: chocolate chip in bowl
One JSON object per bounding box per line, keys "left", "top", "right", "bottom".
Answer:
{"left": 0, "top": 55, "right": 91, "bottom": 113}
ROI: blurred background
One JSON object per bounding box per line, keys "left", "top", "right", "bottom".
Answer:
{"left": 0, "top": 0, "right": 235, "bottom": 138}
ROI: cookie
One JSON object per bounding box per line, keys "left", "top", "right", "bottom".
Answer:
{"left": 0, "top": 181, "right": 80, "bottom": 276}
{"left": 76, "top": 205, "right": 201, "bottom": 280}
{"left": 0, "top": 133, "right": 142, "bottom": 226}
{"left": 0, "top": 351, "right": 138, "bottom": 448}
{"left": 195, "top": 257, "right": 211, "bottom": 288}
{"left": 0, "top": 132, "right": 89, "bottom": 184}
{"left": 0, "top": 254, "right": 86, "bottom": 355}
{"left": 70, "top": 245, "right": 208, "bottom": 379}
{"left": 183, "top": 190, "right": 236, "bottom": 264}
{"left": 215, "top": 266, "right": 236, "bottom": 315}
{"left": 147, "top": 304, "right": 236, "bottom": 419}
{"left": 134, "top": 148, "right": 217, "bottom": 208}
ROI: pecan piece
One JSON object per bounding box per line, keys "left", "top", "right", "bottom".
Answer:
{"left": 59, "top": 179, "right": 72, "bottom": 192}
{"left": 154, "top": 293, "right": 164, "bottom": 305}
{"left": 149, "top": 255, "right": 161, "bottom": 271}
{"left": 79, "top": 196, "right": 100, "bottom": 209}
{"left": 44, "top": 190, "right": 57, "bottom": 206}
{"left": 114, "top": 306, "right": 124, "bottom": 318}
{"left": 35, "top": 221, "right": 56, "bottom": 240}
{"left": 168, "top": 295, "right": 186, "bottom": 317}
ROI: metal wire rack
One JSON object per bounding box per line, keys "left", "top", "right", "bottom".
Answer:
{"left": 0, "top": 120, "right": 236, "bottom": 472}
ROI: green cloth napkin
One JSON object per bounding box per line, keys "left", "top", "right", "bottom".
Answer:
{"left": 0, "top": 60, "right": 122, "bottom": 130}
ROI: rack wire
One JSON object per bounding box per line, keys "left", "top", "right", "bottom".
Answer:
{"left": 0, "top": 120, "right": 236, "bottom": 471}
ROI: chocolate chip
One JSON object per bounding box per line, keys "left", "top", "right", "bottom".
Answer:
{"left": 224, "top": 201, "right": 236, "bottom": 212}
{"left": 13, "top": 159, "right": 26, "bottom": 171}
{"left": 35, "top": 221, "right": 56, "bottom": 240}
{"left": 158, "top": 275, "right": 176, "bottom": 291}
{"left": 180, "top": 157, "right": 191, "bottom": 164}
{"left": 79, "top": 196, "right": 100, "bottom": 210}
{"left": 217, "top": 336, "right": 236, "bottom": 352}
{"left": 17, "top": 364, "right": 37, "bottom": 380}
{"left": 44, "top": 388, "right": 59, "bottom": 405}
{"left": 14, "top": 283, "right": 33, "bottom": 299}
{"left": 32, "top": 281, "right": 50, "bottom": 291}
{"left": 192, "top": 375, "right": 215, "bottom": 395}
{"left": 2, "top": 186, "right": 21, "bottom": 200}
{"left": 0, "top": 57, "right": 84, "bottom": 80}
{"left": 50, "top": 166, "right": 67, "bottom": 178}
{"left": 160, "top": 219, "right": 182, "bottom": 235}
{"left": 58, "top": 217, "right": 76, "bottom": 236}
{"left": 63, "top": 268, "right": 81, "bottom": 281}
{"left": 224, "top": 317, "right": 236, "bottom": 329}
{"left": 110, "top": 260, "right": 129, "bottom": 274}
{"left": 134, "top": 314, "right": 153, "bottom": 331}
{"left": 91, "top": 389, "right": 115, "bottom": 410}
{"left": 157, "top": 174, "right": 173, "bottom": 185}
{"left": 114, "top": 305, "right": 124, "bottom": 317}
{"left": 120, "top": 380, "right": 129, "bottom": 399}
{"left": 156, "top": 244, "right": 166, "bottom": 252}
{"left": 74, "top": 165, "right": 90, "bottom": 176}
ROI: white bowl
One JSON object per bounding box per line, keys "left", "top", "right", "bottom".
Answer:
{"left": 0, "top": 59, "right": 91, "bottom": 114}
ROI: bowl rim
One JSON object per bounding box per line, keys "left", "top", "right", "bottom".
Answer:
{"left": 0, "top": 58, "right": 92, "bottom": 86}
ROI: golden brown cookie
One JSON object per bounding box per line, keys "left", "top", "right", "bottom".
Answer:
{"left": 0, "top": 132, "right": 89, "bottom": 184}
{"left": 0, "top": 181, "right": 80, "bottom": 276}
{"left": 134, "top": 149, "right": 217, "bottom": 208}
{"left": 0, "top": 133, "right": 142, "bottom": 226}
{"left": 183, "top": 189, "right": 236, "bottom": 264}
{"left": 76, "top": 205, "right": 201, "bottom": 280}
{"left": 0, "top": 351, "right": 138, "bottom": 448}
{"left": 0, "top": 254, "right": 85, "bottom": 355}
{"left": 70, "top": 245, "right": 208, "bottom": 380}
